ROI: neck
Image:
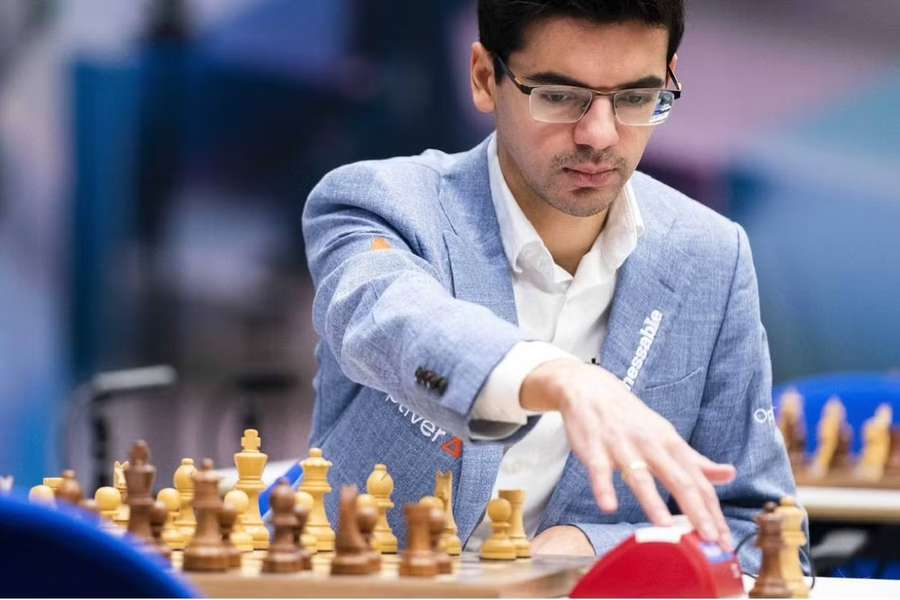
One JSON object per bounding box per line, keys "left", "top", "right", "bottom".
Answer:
{"left": 498, "top": 148, "right": 609, "bottom": 275}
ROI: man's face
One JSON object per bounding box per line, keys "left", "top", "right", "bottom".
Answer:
{"left": 475, "top": 18, "right": 671, "bottom": 217}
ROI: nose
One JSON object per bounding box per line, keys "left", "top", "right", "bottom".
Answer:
{"left": 572, "top": 95, "right": 619, "bottom": 152}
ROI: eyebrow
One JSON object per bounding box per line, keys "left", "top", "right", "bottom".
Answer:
{"left": 524, "top": 70, "right": 665, "bottom": 90}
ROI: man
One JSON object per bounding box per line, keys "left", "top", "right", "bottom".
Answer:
{"left": 301, "top": 0, "right": 796, "bottom": 569}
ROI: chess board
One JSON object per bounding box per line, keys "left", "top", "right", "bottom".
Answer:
{"left": 174, "top": 550, "right": 595, "bottom": 598}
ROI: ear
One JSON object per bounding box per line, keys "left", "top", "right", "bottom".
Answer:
{"left": 470, "top": 42, "right": 497, "bottom": 114}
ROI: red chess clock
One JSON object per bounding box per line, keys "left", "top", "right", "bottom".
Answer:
{"left": 570, "top": 521, "right": 745, "bottom": 598}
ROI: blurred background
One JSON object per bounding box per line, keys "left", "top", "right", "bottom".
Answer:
{"left": 1, "top": 0, "right": 899, "bottom": 574}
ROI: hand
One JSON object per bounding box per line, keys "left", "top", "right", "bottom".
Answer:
{"left": 521, "top": 358, "right": 736, "bottom": 550}
{"left": 531, "top": 525, "right": 595, "bottom": 556}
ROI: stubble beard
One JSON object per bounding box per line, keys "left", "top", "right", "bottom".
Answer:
{"left": 528, "top": 149, "right": 628, "bottom": 218}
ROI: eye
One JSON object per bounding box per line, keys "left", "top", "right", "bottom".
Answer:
{"left": 619, "top": 92, "right": 654, "bottom": 106}
{"left": 541, "top": 91, "right": 576, "bottom": 104}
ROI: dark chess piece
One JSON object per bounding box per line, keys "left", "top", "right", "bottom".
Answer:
{"left": 832, "top": 424, "right": 855, "bottom": 473}
{"left": 150, "top": 500, "right": 172, "bottom": 564}
{"left": 356, "top": 493, "right": 381, "bottom": 573}
{"left": 183, "top": 458, "right": 229, "bottom": 572}
{"left": 749, "top": 502, "right": 791, "bottom": 598}
{"left": 218, "top": 504, "right": 243, "bottom": 569}
{"left": 57, "top": 470, "right": 84, "bottom": 506}
{"left": 262, "top": 478, "right": 304, "bottom": 573}
{"left": 886, "top": 427, "right": 900, "bottom": 477}
{"left": 331, "top": 485, "right": 371, "bottom": 575}
{"left": 399, "top": 503, "right": 438, "bottom": 577}
{"left": 292, "top": 505, "right": 313, "bottom": 571}
{"left": 125, "top": 441, "right": 156, "bottom": 543}
{"left": 420, "top": 497, "right": 452, "bottom": 574}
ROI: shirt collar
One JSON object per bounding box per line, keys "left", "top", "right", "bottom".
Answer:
{"left": 487, "top": 133, "right": 644, "bottom": 286}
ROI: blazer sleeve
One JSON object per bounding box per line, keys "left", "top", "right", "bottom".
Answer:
{"left": 563, "top": 223, "right": 806, "bottom": 574}
{"left": 302, "top": 161, "right": 529, "bottom": 442}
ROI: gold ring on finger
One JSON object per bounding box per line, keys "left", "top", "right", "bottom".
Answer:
{"left": 622, "top": 459, "right": 649, "bottom": 481}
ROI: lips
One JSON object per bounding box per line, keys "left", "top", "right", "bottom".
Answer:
{"left": 563, "top": 166, "right": 618, "bottom": 187}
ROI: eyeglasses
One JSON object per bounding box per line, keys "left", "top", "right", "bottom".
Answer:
{"left": 495, "top": 57, "right": 682, "bottom": 127}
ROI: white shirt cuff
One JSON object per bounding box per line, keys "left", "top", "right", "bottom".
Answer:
{"left": 470, "top": 341, "right": 576, "bottom": 437}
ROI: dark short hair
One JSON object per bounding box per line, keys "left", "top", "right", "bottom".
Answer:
{"left": 478, "top": 0, "right": 684, "bottom": 80}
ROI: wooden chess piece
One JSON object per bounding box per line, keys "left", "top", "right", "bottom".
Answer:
{"left": 218, "top": 504, "right": 243, "bottom": 569}
{"left": 57, "top": 470, "right": 84, "bottom": 506}
{"left": 94, "top": 486, "right": 123, "bottom": 535}
{"left": 480, "top": 498, "right": 517, "bottom": 560}
{"left": 367, "top": 463, "right": 398, "bottom": 554}
{"left": 150, "top": 500, "right": 172, "bottom": 564}
{"left": 28, "top": 484, "right": 55, "bottom": 506}
{"left": 183, "top": 458, "right": 229, "bottom": 572}
{"left": 299, "top": 448, "right": 335, "bottom": 552}
{"left": 124, "top": 441, "right": 156, "bottom": 543}
{"left": 435, "top": 470, "right": 462, "bottom": 555}
{"left": 113, "top": 461, "right": 130, "bottom": 528}
{"left": 832, "top": 422, "right": 855, "bottom": 474}
{"left": 234, "top": 429, "right": 269, "bottom": 550}
{"left": 293, "top": 490, "right": 319, "bottom": 554}
{"left": 262, "top": 478, "right": 304, "bottom": 574}
{"left": 356, "top": 493, "right": 382, "bottom": 573}
{"left": 499, "top": 489, "right": 530, "bottom": 558}
{"left": 857, "top": 404, "right": 893, "bottom": 481}
{"left": 777, "top": 388, "right": 807, "bottom": 469}
{"left": 331, "top": 486, "right": 371, "bottom": 575}
{"left": 173, "top": 458, "right": 197, "bottom": 539}
{"left": 776, "top": 497, "right": 810, "bottom": 598}
{"left": 399, "top": 503, "right": 439, "bottom": 577}
{"left": 749, "top": 502, "right": 791, "bottom": 598}
{"left": 157, "top": 487, "right": 186, "bottom": 549}
{"left": 809, "top": 397, "right": 845, "bottom": 479}
{"left": 292, "top": 505, "right": 314, "bottom": 571}
{"left": 223, "top": 489, "right": 255, "bottom": 553}
{"left": 887, "top": 427, "right": 900, "bottom": 477}
{"left": 43, "top": 476, "right": 63, "bottom": 495}
{"left": 419, "top": 496, "right": 452, "bottom": 574}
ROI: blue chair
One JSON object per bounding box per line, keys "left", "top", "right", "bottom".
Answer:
{"left": 0, "top": 495, "right": 196, "bottom": 597}
{"left": 773, "top": 372, "right": 900, "bottom": 579}
{"left": 773, "top": 372, "right": 900, "bottom": 455}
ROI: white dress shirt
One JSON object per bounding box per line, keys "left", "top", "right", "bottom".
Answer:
{"left": 465, "top": 134, "right": 644, "bottom": 549}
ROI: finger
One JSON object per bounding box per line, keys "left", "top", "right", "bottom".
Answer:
{"left": 565, "top": 413, "right": 618, "bottom": 513}
{"left": 688, "top": 448, "right": 737, "bottom": 484}
{"left": 585, "top": 448, "right": 617, "bottom": 513}
{"left": 679, "top": 449, "right": 733, "bottom": 548}
{"left": 648, "top": 448, "right": 719, "bottom": 541}
{"left": 610, "top": 441, "right": 673, "bottom": 527}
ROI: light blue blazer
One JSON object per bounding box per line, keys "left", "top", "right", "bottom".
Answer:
{"left": 301, "top": 136, "right": 797, "bottom": 571}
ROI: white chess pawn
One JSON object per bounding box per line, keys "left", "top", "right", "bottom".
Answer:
{"left": 94, "top": 486, "right": 123, "bottom": 536}
{"left": 157, "top": 487, "right": 187, "bottom": 549}
{"left": 224, "top": 489, "right": 255, "bottom": 553}
{"left": 29, "top": 484, "right": 55, "bottom": 507}
{"left": 480, "top": 498, "right": 517, "bottom": 560}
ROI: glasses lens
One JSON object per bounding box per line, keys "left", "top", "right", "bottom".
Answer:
{"left": 614, "top": 90, "right": 674, "bottom": 126}
{"left": 529, "top": 86, "right": 593, "bottom": 123}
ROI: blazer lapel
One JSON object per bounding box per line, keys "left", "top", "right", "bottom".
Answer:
{"left": 537, "top": 194, "right": 697, "bottom": 531}
{"left": 438, "top": 136, "right": 515, "bottom": 542}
